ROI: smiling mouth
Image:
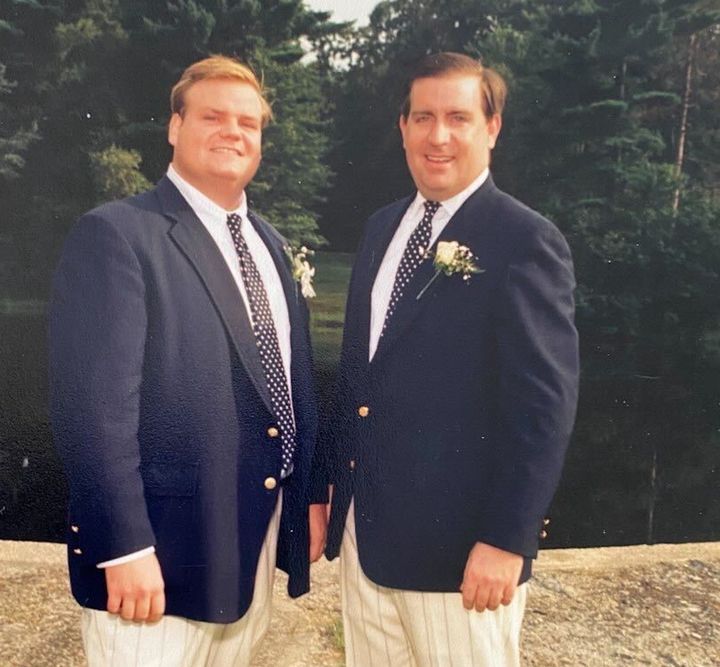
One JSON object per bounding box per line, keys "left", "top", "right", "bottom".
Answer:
{"left": 425, "top": 155, "right": 453, "bottom": 163}
{"left": 211, "top": 147, "right": 242, "bottom": 156}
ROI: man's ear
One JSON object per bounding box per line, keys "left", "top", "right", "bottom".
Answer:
{"left": 168, "top": 113, "right": 182, "bottom": 147}
{"left": 398, "top": 114, "right": 408, "bottom": 149}
{"left": 487, "top": 114, "right": 502, "bottom": 150}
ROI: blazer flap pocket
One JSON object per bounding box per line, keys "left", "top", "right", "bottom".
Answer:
{"left": 143, "top": 462, "right": 199, "bottom": 497}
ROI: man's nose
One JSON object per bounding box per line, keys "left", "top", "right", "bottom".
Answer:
{"left": 219, "top": 119, "right": 241, "bottom": 137}
{"left": 428, "top": 120, "right": 450, "bottom": 145}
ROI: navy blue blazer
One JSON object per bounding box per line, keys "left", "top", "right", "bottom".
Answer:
{"left": 324, "top": 175, "right": 579, "bottom": 591}
{"left": 49, "top": 177, "right": 321, "bottom": 623}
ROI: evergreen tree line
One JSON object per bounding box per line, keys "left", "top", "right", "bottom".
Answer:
{"left": 1, "top": 0, "right": 719, "bottom": 545}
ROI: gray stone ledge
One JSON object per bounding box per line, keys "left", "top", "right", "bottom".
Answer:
{"left": 2, "top": 540, "right": 718, "bottom": 666}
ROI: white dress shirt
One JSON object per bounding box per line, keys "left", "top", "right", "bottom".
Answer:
{"left": 369, "top": 168, "right": 489, "bottom": 361}
{"left": 98, "top": 166, "right": 293, "bottom": 568}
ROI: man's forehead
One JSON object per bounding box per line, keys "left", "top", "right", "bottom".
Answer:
{"left": 185, "top": 79, "right": 262, "bottom": 103}
{"left": 409, "top": 74, "right": 482, "bottom": 106}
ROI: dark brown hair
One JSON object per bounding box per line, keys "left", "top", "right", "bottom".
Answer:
{"left": 400, "top": 52, "right": 507, "bottom": 120}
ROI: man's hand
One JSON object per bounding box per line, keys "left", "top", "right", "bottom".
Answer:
{"left": 105, "top": 553, "right": 165, "bottom": 622}
{"left": 309, "top": 503, "right": 328, "bottom": 562}
{"left": 460, "top": 542, "right": 523, "bottom": 612}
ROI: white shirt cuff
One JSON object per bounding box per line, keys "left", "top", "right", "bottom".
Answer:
{"left": 97, "top": 546, "right": 156, "bottom": 569}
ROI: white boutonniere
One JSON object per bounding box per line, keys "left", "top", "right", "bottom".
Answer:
{"left": 284, "top": 245, "right": 317, "bottom": 298}
{"left": 417, "top": 241, "right": 484, "bottom": 299}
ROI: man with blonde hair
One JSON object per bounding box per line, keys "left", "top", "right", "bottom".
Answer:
{"left": 50, "top": 55, "right": 327, "bottom": 665}
{"left": 323, "top": 52, "right": 579, "bottom": 665}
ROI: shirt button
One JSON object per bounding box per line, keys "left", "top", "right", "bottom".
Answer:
{"left": 264, "top": 477, "right": 277, "bottom": 490}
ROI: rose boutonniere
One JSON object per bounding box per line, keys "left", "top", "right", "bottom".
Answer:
{"left": 417, "top": 240, "right": 484, "bottom": 300}
{"left": 284, "top": 245, "right": 317, "bottom": 298}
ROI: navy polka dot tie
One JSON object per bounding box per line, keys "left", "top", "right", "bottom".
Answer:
{"left": 227, "top": 213, "right": 295, "bottom": 478}
{"left": 381, "top": 200, "right": 440, "bottom": 336}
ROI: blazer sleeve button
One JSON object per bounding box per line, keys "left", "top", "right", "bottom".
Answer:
{"left": 540, "top": 530, "right": 548, "bottom": 539}
{"left": 72, "top": 548, "right": 83, "bottom": 555}
{"left": 70, "top": 525, "right": 80, "bottom": 533}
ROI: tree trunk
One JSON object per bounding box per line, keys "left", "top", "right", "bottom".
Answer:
{"left": 647, "top": 446, "right": 657, "bottom": 544}
{"left": 617, "top": 59, "right": 627, "bottom": 165}
{"left": 673, "top": 33, "right": 698, "bottom": 213}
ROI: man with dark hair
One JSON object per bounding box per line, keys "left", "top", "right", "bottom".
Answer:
{"left": 323, "top": 52, "right": 579, "bottom": 665}
{"left": 50, "top": 55, "right": 327, "bottom": 665}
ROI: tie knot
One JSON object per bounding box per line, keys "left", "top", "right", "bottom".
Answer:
{"left": 227, "top": 212, "right": 242, "bottom": 227}
{"left": 226, "top": 213, "right": 244, "bottom": 242}
{"left": 424, "top": 200, "right": 440, "bottom": 216}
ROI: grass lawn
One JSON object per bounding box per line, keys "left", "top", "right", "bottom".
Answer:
{"left": 308, "top": 251, "right": 353, "bottom": 371}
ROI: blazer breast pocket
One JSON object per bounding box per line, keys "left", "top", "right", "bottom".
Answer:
{"left": 143, "top": 462, "right": 199, "bottom": 497}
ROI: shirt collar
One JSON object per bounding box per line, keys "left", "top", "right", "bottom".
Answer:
{"left": 410, "top": 167, "right": 490, "bottom": 219}
{"left": 166, "top": 164, "right": 247, "bottom": 226}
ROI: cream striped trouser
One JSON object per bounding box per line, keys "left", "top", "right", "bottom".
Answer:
{"left": 340, "top": 501, "right": 527, "bottom": 667}
{"left": 81, "top": 491, "right": 282, "bottom": 667}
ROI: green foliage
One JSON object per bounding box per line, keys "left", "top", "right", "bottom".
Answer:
{"left": 316, "top": 0, "right": 720, "bottom": 544}
{"left": 89, "top": 144, "right": 152, "bottom": 200}
{"left": 250, "top": 57, "right": 332, "bottom": 247}
{"left": 1, "top": 0, "right": 719, "bottom": 545}
{"left": 0, "top": 0, "right": 344, "bottom": 293}
{"left": 0, "top": 61, "right": 37, "bottom": 180}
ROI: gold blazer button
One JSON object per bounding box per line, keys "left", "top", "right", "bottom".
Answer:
{"left": 357, "top": 406, "right": 370, "bottom": 417}
{"left": 264, "top": 477, "right": 277, "bottom": 490}
{"left": 267, "top": 426, "right": 279, "bottom": 438}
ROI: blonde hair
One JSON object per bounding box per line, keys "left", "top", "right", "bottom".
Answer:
{"left": 170, "top": 55, "right": 272, "bottom": 127}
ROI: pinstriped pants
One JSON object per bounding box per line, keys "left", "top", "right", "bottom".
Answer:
{"left": 80, "top": 491, "right": 282, "bottom": 667}
{"left": 340, "top": 501, "right": 527, "bottom": 667}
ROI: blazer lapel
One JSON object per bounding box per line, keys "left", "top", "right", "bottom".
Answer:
{"left": 353, "top": 197, "right": 413, "bottom": 365}
{"left": 157, "top": 178, "right": 274, "bottom": 415}
{"left": 372, "top": 177, "right": 496, "bottom": 365}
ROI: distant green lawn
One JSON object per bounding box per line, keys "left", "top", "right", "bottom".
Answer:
{"left": 308, "top": 251, "right": 353, "bottom": 370}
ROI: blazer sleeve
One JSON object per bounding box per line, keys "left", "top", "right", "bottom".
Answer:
{"left": 49, "top": 213, "right": 156, "bottom": 564}
{"left": 479, "top": 220, "right": 579, "bottom": 558}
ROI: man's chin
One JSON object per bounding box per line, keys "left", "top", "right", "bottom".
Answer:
{"left": 208, "top": 168, "right": 257, "bottom": 188}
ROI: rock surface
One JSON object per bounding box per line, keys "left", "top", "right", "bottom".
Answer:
{"left": 1, "top": 540, "right": 718, "bottom": 666}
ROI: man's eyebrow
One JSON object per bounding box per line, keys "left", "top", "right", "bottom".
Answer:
{"left": 411, "top": 108, "right": 474, "bottom": 116}
{"left": 199, "top": 107, "right": 260, "bottom": 121}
